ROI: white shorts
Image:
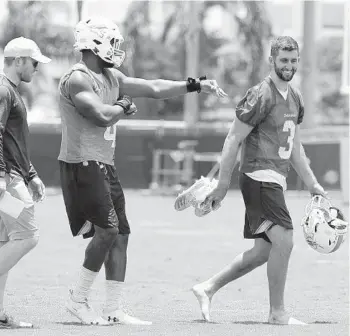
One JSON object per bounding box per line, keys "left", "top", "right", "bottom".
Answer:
{"left": 0, "top": 172, "right": 37, "bottom": 241}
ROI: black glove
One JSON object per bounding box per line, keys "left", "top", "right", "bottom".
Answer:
{"left": 115, "top": 95, "right": 137, "bottom": 115}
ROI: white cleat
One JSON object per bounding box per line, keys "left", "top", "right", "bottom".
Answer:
{"left": 194, "top": 202, "right": 221, "bottom": 217}
{"left": 103, "top": 309, "right": 152, "bottom": 326}
{"left": 0, "top": 313, "right": 33, "bottom": 329}
{"left": 66, "top": 290, "right": 110, "bottom": 326}
{"left": 174, "top": 177, "right": 207, "bottom": 211}
{"left": 194, "top": 203, "right": 213, "bottom": 217}
{"left": 174, "top": 177, "right": 217, "bottom": 212}
{"left": 194, "top": 179, "right": 220, "bottom": 217}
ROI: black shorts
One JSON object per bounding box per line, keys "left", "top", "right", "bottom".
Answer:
{"left": 239, "top": 173, "right": 292, "bottom": 243}
{"left": 59, "top": 160, "right": 130, "bottom": 239}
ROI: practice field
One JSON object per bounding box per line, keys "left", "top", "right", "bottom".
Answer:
{"left": 3, "top": 190, "right": 349, "bottom": 336}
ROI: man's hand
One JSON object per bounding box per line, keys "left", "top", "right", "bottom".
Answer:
{"left": 309, "top": 183, "right": 327, "bottom": 198}
{"left": 28, "top": 176, "right": 45, "bottom": 202}
{"left": 115, "top": 95, "right": 138, "bottom": 116}
{"left": 203, "top": 185, "right": 228, "bottom": 210}
{"left": 200, "top": 79, "right": 227, "bottom": 97}
{"left": 126, "top": 102, "right": 137, "bottom": 116}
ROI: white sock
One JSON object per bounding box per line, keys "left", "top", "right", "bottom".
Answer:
{"left": 72, "top": 267, "right": 98, "bottom": 303}
{"left": 103, "top": 280, "right": 123, "bottom": 313}
{"left": 0, "top": 272, "right": 8, "bottom": 316}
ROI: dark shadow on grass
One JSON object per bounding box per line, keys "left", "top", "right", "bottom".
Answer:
{"left": 172, "top": 319, "right": 220, "bottom": 324}
{"left": 55, "top": 322, "right": 87, "bottom": 326}
{"left": 192, "top": 319, "right": 219, "bottom": 324}
{"left": 232, "top": 321, "right": 337, "bottom": 325}
{"left": 0, "top": 327, "right": 40, "bottom": 330}
{"left": 232, "top": 321, "right": 269, "bottom": 325}
{"left": 55, "top": 321, "right": 111, "bottom": 327}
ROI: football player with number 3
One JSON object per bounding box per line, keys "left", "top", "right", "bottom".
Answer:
{"left": 191, "top": 36, "right": 327, "bottom": 325}
{"left": 58, "top": 17, "right": 227, "bottom": 326}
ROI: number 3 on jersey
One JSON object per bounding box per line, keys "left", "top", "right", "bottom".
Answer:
{"left": 278, "top": 120, "right": 295, "bottom": 159}
{"left": 104, "top": 124, "right": 117, "bottom": 148}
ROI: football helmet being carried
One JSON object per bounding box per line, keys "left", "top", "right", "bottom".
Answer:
{"left": 74, "top": 17, "right": 125, "bottom": 67}
{"left": 301, "top": 195, "right": 348, "bottom": 254}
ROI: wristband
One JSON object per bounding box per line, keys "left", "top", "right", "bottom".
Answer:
{"left": 115, "top": 95, "right": 133, "bottom": 115}
{"left": 186, "top": 76, "right": 207, "bottom": 93}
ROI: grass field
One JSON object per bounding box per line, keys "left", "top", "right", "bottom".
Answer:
{"left": 3, "top": 189, "right": 349, "bottom": 336}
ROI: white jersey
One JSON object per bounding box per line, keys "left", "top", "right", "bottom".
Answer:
{"left": 58, "top": 63, "right": 120, "bottom": 165}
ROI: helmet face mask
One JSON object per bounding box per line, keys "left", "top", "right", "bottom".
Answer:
{"left": 74, "top": 17, "right": 125, "bottom": 68}
{"left": 301, "top": 195, "right": 348, "bottom": 254}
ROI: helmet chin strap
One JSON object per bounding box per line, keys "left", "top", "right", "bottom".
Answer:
{"left": 305, "top": 195, "right": 331, "bottom": 216}
{"left": 329, "top": 218, "right": 348, "bottom": 235}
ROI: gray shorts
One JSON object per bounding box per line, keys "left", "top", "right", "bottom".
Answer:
{"left": 0, "top": 172, "right": 37, "bottom": 241}
{"left": 239, "top": 173, "right": 293, "bottom": 243}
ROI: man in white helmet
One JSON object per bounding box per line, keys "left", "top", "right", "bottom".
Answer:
{"left": 58, "top": 17, "right": 227, "bottom": 326}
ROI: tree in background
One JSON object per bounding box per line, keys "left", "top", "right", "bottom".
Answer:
{"left": 0, "top": 1, "right": 346, "bottom": 126}
{"left": 317, "top": 36, "right": 349, "bottom": 125}
{"left": 0, "top": 1, "right": 75, "bottom": 114}
{"left": 120, "top": 1, "right": 186, "bottom": 119}
{"left": 121, "top": 0, "right": 273, "bottom": 120}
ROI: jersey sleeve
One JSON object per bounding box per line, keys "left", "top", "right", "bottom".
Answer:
{"left": 0, "top": 86, "right": 12, "bottom": 172}
{"left": 297, "top": 90, "right": 304, "bottom": 124}
{"left": 0, "top": 86, "right": 11, "bottom": 127}
{"left": 235, "top": 85, "right": 269, "bottom": 127}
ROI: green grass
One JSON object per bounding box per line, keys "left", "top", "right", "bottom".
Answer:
{"left": 3, "top": 190, "right": 349, "bottom": 336}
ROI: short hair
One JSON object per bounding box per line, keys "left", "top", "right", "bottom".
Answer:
{"left": 270, "top": 36, "right": 299, "bottom": 58}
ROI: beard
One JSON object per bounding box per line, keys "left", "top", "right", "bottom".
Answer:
{"left": 274, "top": 62, "right": 296, "bottom": 82}
{"left": 98, "top": 58, "right": 115, "bottom": 68}
{"left": 101, "top": 60, "right": 115, "bottom": 68}
{"left": 96, "top": 56, "right": 115, "bottom": 69}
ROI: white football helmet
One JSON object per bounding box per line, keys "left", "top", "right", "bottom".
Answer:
{"left": 301, "top": 195, "right": 348, "bottom": 254}
{"left": 74, "top": 17, "right": 125, "bottom": 67}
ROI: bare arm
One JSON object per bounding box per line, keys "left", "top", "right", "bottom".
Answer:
{"left": 290, "top": 126, "right": 320, "bottom": 190}
{"left": 69, "top": 71, "right": 126, "bottom": 127}
{"left": 114, "top": 70, "right": 226, "bottom": 99}
{"left": 217, "top": 118, "right": 253, "bottom": 190}
{"left": 119, "top": 73, "right": 187, "bottom": 99}
{"left": 203, "top": 118, "right": 253, "bottom": 208}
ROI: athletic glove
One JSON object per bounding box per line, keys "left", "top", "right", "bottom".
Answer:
{"left": 115, "top": 95, "right": 137, "bottom": 116}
